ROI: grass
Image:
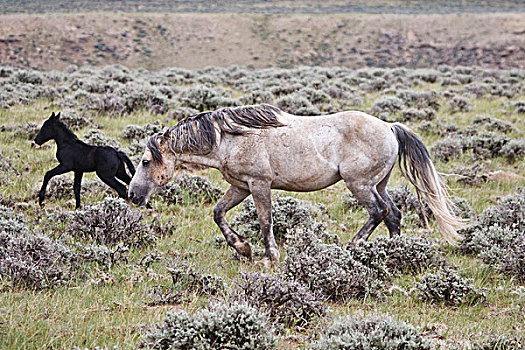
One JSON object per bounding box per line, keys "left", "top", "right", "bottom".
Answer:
{"left": 0, "top": 68, "right": 524, "bottom": 349}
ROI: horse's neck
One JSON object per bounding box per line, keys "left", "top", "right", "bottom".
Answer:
{"left": 53, "top": 128, "right": 76, "bottom": 147}
{"left": 176, "top": 153, "right": 221, "bottom": 169}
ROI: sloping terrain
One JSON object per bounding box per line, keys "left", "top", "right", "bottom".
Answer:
{"left": 1, "top": 13, "right": 525, "bottom": 70}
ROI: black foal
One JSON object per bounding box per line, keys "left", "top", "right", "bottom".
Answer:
{"left": 34, "top": 112, "right": 136, "bottom": 209}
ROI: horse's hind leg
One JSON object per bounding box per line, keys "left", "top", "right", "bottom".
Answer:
{"left": 116, "top": 163, "right": 132, "bottom": 184}
{"left": 345, "top": 181, "right": 390, "bottom": 245}
{"left": 213, "top": 185, "right": 252, "bottom": 260}
{"left": 96, "top": 172, "right": 128, "bottom": 200}
{"left": 73, "top": 171, "right": 83, "bottom": 209}
{"left": 248, "top": 180, "right": 279, "bottom": 268}
{"left": 376, "top": 169, "right": 402, "bottom": 237}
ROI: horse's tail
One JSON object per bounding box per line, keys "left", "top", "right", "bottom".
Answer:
{"left": 391, "top": 123, "right": 467, "bottom": 244}
{"left": 118, "top": 151, "right": 136, "bottom": 176}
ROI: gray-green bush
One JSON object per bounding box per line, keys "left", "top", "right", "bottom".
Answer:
{"left": 143, "top": 303, "right": 277, "bottom": 350}
{"left": 232, "top": 272, "right": 327, "bottom": 329}
{"left": 413, "top": 268, "right": 486, "bottom": 306}
{"left": 309, "top": 315, "right": 433, "bottom": 350}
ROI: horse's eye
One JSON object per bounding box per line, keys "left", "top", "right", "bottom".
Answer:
{"left": 142, "top": 159, "right": 151, "bottom": 167}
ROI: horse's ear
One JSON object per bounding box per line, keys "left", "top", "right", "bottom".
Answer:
{"left": 50, "top": 112, "right": 56, "bottom": 119}
{"left": 162, "top": 128, "right": 171, "bottom": 140}
{"left": 56, "top": 112, "right": 61, "bottom": 119}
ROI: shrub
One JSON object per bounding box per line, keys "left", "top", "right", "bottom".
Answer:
{"left": 449, "top": 96, "right": 471, "bottom": 112}
{"left": 400, "top": 108, "right": 435, "bottom": 121}
{"left": 231, "top": 195, "right": 334, "bottom": 244}
{"left": 413, "top": 268, "right": 486, "bottom": 306}
{"left": 463, "top": 132, "right": 508, "bottom": 159}
{"left": 167, "top": 259, "right": 226, "bottom": 296}
{"left": 0, "top": 151, "right": 18, "bottom": 176}
{"left": 348, "top": 235, "right": 443, "bottom": 278}
{"left": 284, "top": 226, "right": 382, "bottom": 300}
{"left": 500, "top": 239, "right": 525, "bottom": 281}
{"left": 465, "top": 225, "right": 523, "bottom": 265}
{"left": 157, "top": 173, "right": 223, "bottom": 205}
{"left": 371, "top": 96, "right": 406, "bottom": 115}
{"left": 121, "top": 121, "right": 162, "bottom": 140}
{"left": 13, "top": 122, "right": 39, "bottom": 139}
{"left": 59, "top": 110, "right": 95, "bottom": 130}
{"left": 472, "top": 115, "right": 514, "bottom": 133}
{"left": 432, "top": 131, "right": 510, "bottom": 162}
{"left": 508, "top": 100, "right": 525, "bottom": 114}
{"left": 167, "top": 107, "right": 199, "bottom": 122}
{"left": 0, "top": 206, "right": 78, "bottom": 290}
{"left": 396, "top": 89, "right": 440, "bottom": 110}
{"left": 275, "top": 93, "right": 320, "bottom": 116}
{"left": 232, "top": 272, "right": 327, "bottom": 329}
{"left": 309, "top": 315, "right": 433, "bottom": 350}
{"left": 461, "top": 192, "right": 525, "bottom": 252}
{"left": 181, "top": 85, "right": 230, "bottom": 111}
{"left": 142, "top": 303, "right": 277, "bottom": 350}
{"left": 43, "top": 175, "right": 110, "bottom": 200}
{"left": 59, "top": 197, "right": 157, "bottom": 247}
{"left": 83, "top": 129, "right": 121, "bottom": 149}
{"left": 499, "top": 139, "right": 525, "bottom": 163}
{"left": 453, "top": 162, "right": 489, "bottom": 186}
{"left": 471, "top": 334, "right": 525, "bottom": 350}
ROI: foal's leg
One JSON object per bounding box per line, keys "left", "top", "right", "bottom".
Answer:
{"left": 213, "top": 185, "right": 252, "bottom": 259}
{"left": 248, "top": 180, "right": 279, "bottom": 268}
{"left": 39, "top": 164, "right": 70, "bottom": 206}
{"left": 73, "top": 171, "right": 83, "bottom": 209}
{"left": 115, "top": 163, "right": 132, "bottom": 184}
{"left": 376, "top": 170, "right": 402, "bottom": 237}
{"left": 345, "top": 182, "right": 390, "bottom": 245}
{"left": 96, "top": 172, "right": 128, "bottom": 200}
{"left": 114, "top": 163, "right": 153, "bottom": 210}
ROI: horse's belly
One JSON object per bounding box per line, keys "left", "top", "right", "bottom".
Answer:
{"left": 270, "top": 158, "right": 342, "bottom": 191}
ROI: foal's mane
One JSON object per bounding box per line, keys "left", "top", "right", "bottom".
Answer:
{"left": 53, "top": 118, "right": 79, "bottom": 141}
{"left": 147, "top": 104, "right": 284, "bottom": 163}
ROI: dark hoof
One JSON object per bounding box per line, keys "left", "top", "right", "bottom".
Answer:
{"left": 346, "top": 240, "right": 360, "bottom": 249}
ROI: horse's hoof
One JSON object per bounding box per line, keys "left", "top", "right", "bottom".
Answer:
{"left": 147, "top": 209, "right": 157, "bottom": 218}
{"left": 254, "top": 257, "right": 277, "bottom": 270}
{"left": 235, "top": 242, "right": 253, "bottom": 261}
{"left": 346, "top": 240, "right": 359, "bottom": 249}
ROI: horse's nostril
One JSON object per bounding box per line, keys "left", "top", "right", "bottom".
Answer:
{"left": 129, "top": 191, "right": 135, "bottom": 200}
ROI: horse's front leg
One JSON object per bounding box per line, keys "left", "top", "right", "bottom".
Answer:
{"left": 39, "top": 164, "right": 70, "bottom": 207}
{"left": 248, "top": 180, "right": 279, "bottom": 268}
{"left": 73, "top": 171, "right": 83, "bottom": 209}
{"left": 213, "top": 185, "right": 252, "bottom": 260}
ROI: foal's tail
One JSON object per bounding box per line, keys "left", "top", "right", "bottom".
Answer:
{"left": 118, "top": 151, "right": 136, "bottom": 176}
{"left": 391, "top": 123, "right": 467, "bottom": 244}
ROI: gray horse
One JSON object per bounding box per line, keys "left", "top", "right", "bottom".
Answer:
{"left": 129, "top": 104, "right": 466, "bottom": 267}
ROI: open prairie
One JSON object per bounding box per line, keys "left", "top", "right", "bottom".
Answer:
{"left": 1, "top": 64, "right": 524, "bottom": 349}
{"left": 0, "top": 2, "right": 524, "bottom": 350}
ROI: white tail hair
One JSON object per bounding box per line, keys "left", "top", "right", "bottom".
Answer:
{"left": 391, "top": 123, "right": 468, "bottom": 244}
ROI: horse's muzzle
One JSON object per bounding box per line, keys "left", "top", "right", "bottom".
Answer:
{"left": 128, "top": 191, "right": 146, "bottom": 206}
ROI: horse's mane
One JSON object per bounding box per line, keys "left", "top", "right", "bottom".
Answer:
{"left": 54, "top": 119, "right": 79, "bottom": 141}
{"left": 147, "top": 104, "right": 285, "bottom": 163}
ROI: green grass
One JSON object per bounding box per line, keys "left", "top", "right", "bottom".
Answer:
{"left": 0, "top": 81, "right": 524, "bottom": 349}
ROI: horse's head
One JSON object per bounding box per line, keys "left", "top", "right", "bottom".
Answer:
{"left": 128, "top": 130, "right": 176, "bottom": 206}
{"left": 34, "top": 112, "right": 60, "bottom": 145}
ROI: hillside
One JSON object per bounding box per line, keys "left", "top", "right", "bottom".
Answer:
{"left": 1, "top": 13, "right": 525, "bottom": 70}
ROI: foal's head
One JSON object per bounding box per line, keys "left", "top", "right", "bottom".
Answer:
{"left": 128, "top": 130, "right": 176, "bottom": 206}
{"left": 34, "top": 112, "right": 62, "bottom": 145}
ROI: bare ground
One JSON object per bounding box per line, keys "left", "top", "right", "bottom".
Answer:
{"left": 1, "top": 13, "right": 525, "bottom": 70}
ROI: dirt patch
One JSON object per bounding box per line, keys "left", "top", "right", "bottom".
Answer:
{"left": 0, "top": 13, "right": 524, "bottom": 70}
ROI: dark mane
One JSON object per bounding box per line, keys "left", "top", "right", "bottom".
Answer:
{"left": 147, "top": 104, "right": 285, "bottom": 163}
{"left": 54, "top": 119, "right": 79, "bottom": 141}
